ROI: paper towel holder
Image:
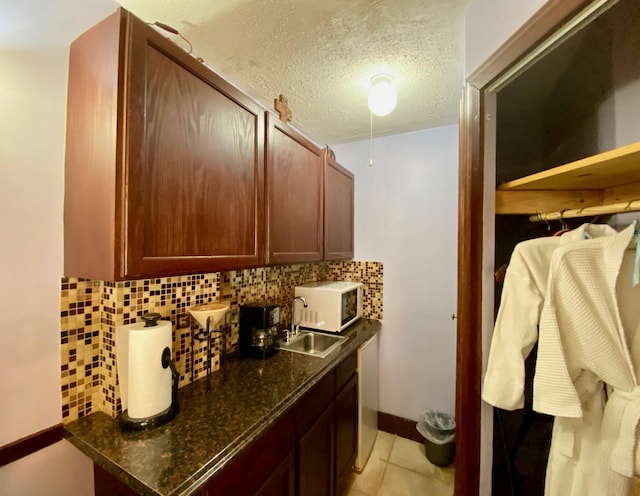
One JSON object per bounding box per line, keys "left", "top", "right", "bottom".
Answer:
{"left": 118, "top": 312, "right": 180, "bottom": 432}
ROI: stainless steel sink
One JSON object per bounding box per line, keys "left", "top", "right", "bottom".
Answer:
{"left": 278, "top": 331, "right": 345, "bottom": 358}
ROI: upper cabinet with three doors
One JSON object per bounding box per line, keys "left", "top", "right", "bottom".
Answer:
{"left": 64, "top": 8, "right": 353, "bottom": 281}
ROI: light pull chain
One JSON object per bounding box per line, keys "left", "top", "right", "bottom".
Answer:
{"left": 369, "top": 111, "right": 374, "bottom": 167}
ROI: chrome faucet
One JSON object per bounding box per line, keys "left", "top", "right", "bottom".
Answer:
{"left": 291, "top": 296, "right": 308, "bottom": 337}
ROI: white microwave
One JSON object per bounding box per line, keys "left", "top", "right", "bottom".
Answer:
{"left": 294, "top": 281, "right": 363, "bottom": 333}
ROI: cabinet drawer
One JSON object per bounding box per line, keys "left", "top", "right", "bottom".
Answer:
{"left": 296, "top": 371, "right": 335, "bottom": 436}
{"left": 335, "top": 351, "right": 357, "bottom": 393}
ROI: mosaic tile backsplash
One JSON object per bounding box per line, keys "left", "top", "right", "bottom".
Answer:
{"left": 60, "top": 260, "right": 383, "bottom": 422}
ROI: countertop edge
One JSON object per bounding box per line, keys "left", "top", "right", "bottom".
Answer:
{"left": 65, "top": 431, "right": 158, "bottom": 495}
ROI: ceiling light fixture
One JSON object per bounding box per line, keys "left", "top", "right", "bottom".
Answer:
{"left": 367, "top": 74, "right": 397, "bottom": 116}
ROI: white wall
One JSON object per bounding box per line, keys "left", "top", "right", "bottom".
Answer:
{"left": 0, "top": 49, "right": 67, "bottom": 446}
{"left": 465, "top": 0, "right": 547, "bottom": 76}
{"left": 333, "top": 125, "right": 459, "bottom": 421}
{"left": 609, "top": 0, "right": 640, "bottom": 147}
{"left": 0, "top": 46, "right": 95, "bottom": 496}
{"left": 0, "top": 0, "right": 116, "bottom": 491}
{"left": 0, "top": 441, "right": 94, "bottom": 496}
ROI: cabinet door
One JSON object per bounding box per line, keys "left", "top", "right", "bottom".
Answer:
{"left": 335, "top": 374, "right": 358, "bottom": 495}
{"left": 254, "top": 449, "right": 295, "bottom": 496}
{"left": 200, "top": 409, "right": 295, "bottom": 496}
{"left": 93, "top": 463, "right": 140, "bottom": 496}
{"left": 297, "top": 403, "right": 335, "bottom": 496}
{"left": 266, "top": 113, "right": 323, "bottom": 265}
{"left": 124, "top": 14, "right": 265, "bottom": 278}
{"left": 64, "top": 10, "right": 125, "bottom": 281}
{"left": 324, "top": 154, "right": 354, "bottom": 260}
{"left": 65, "top": 9, "right": 266, "bottom": 280}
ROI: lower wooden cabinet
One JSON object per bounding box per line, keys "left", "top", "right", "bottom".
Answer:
{"left": 335, "top": 374, "right": 358, "bottom": 495}
{"left": 297, "top": 351, "right": 358, "bottom": 496}
{"left": 255, "top": 449, "right": 296, "bottom": 496}
{"left": 94, "top": 464, "right": 139, "bottom": 496}
{"left": 200, "top": 409, "right": 296, "bottom": 496}
{"left": 297, "top": 404, "right": 335, "bottom": 496}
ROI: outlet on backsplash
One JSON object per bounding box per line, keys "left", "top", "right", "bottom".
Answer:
{"left": 176, "top": 314, "right": 191, "bottom": 329}
{"left": 228, "top": 311, "right": 239, "bottom": 325}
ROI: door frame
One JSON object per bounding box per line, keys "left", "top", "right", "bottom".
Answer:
{"left": 454, "top": 1, "right": 594, "bottom": 494}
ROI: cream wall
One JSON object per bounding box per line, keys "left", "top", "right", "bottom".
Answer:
{"left": 0, "top": 0, "right": 117, "bottom": 489}
{"left": 465, "top": 0, "right": 547, "bottom": 76}
{"left": 332, "top": 125, "right": 459, "bottom": 422}
{"left": 608, "top": 0, "right": 640, "bottom": 147}
{"left": 0, "top": 49, "right": 67, "bottom": 445}
{"left": 0, "top": 47, "right": 95, "bottom": 496}
{"left": 0, "top": 440, "right": 94, "bottom": 496}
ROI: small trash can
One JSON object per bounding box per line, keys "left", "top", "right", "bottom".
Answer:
{"left": 416, "top": 410, "right": 455, "bottom": 467}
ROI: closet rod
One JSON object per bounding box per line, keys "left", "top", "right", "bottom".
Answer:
{"left": 529, "top": 199, "right": 640, "bottom": 222}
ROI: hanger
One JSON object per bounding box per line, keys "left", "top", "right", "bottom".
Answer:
{"left": 630, "top": 219, "right": 639, "bottom": 287}
{"left": 494, "top": 263, "right": 508, "bottom": 283}
{"left": 552, "top": 211, "right": 570, "bottom": 237}
{"left": 534, "top": 213, "right": 551, "bottom": 232}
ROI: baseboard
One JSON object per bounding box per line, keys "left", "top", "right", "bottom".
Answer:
{"left": 378, "top": 411, "right": 423, "bottom": 444}
{"left": 0, "top": 424, "right": 64, "bottom": 467}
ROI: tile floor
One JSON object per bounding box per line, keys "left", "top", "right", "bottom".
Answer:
{"left": 344, "top": 431, "right": 454, "bottom": 496}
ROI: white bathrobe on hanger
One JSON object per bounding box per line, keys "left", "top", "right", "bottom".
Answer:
{"left": 483, "top": 223, "right": 617, "bottom": 409}
{"left": 534, "top": 224, "right": 640, "bottom": 496}
{"left": 482, "top": 223, "right": 619, "bottom": 496}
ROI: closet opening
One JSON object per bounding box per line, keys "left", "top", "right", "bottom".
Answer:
{"left": 456, "top": 0, "right": 640, "bottom": 494}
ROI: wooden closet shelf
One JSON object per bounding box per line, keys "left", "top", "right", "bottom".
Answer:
{"left": 498, "top": 141, "right": 640, "bottom": 191}
{"left": 496, "top": 141, "right": 640, "bottom": 216}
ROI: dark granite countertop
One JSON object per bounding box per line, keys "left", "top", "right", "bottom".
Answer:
{"left": 64, "top": 319, "right": 380, "bottom": 496}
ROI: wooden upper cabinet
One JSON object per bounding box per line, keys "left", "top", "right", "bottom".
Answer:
{"left": 64, "top": 9, "right": 264, "bottom": 280}
{"left": 323, "top": 152, "right": 354, "bottom": 260}
{"left": 265, "top": 113, "right": 323, "bottom": 265}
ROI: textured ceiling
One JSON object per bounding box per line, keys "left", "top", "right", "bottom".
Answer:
{"left": 2, "top": 0, "right": 468, "bottom": 145}
{"left": 117, "top": 0, "right": 469, "bottom": 145}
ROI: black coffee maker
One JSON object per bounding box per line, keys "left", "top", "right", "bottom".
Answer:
{"left": 239, "top": 303, "right": 280, "bottom": 358}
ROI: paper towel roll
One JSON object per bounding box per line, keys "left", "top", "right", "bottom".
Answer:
{"left": 116, "top": 320, "right": 173, "bottom": 419}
